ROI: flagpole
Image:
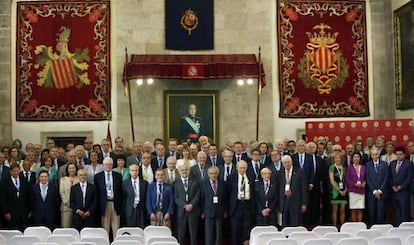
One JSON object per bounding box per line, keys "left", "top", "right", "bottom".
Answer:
{"left": 125, "top": 47, "right": 136, "bottom": 142}
{"left": 256, "top": 46, "right": 262, "bottom": 141}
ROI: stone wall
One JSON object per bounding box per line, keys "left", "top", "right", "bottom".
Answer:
{"left": 0, "top": 0, "right": 12, "bottom": 145}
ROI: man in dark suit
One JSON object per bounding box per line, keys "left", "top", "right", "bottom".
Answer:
{"left": 74, "top": 145, "right": 91, "bottom": 168}
{"left": 189, "top": 151, "right": 210, "bottom": 182}
{"left": 258, "top": 142, "right": 272, "bottom": 166}
{"left": 232, "top": 141, "right": 250, "bottom": 165}
{"left": 50, "top": 147, "right": 66, "bottom": 171}
{"left": 268, "top": 150, "right": 284, "bottom": 183}
{"left": 0, "top": 163, "right": 31, "bottom": 231}
{"left": 207, "top": 144, "right": 224, "bottom": 167}
{"left": 151, "top": 144, "right": 167, "bottom": 173}
{"left": 146, "top": 168, "right": 174, "bottom": 227}
{"left": 174, "top": 163, "right": 200, "bottom": 245}
{"left": 247, "top": 149, "right": 264, "bottom": 182}
{"left": 389, "top": 147, "right": 413, "bottom": 226}
{"left": 123, "top": 163, "right": 147, "bottom": 228}
{"left": 166, "top": 138, "right": 181, "bottom": 160}
{"left": 365, "top": 149, "right": 389, "bottom": 225}
{"left": 200, "top": 166, "right": 227, "bottom": 245}
{"left": 279, "top": 155, "right": 308, "bottom": 227}
{"left": 31, "top": 170, "right": 59, "bottom": 230}
{"left": 255, "top": 167, "right": 278, "bottom": 226}
{"left": 99, "top": 139, "right": 116, "bottom": 165}
{"left": 228, "top": 160, "right": 255, "bottom": 245}
{"left": 306, "top": 142, "right": 323, "bottom": 226}
{"left": 94, "top": 157, "right": 123, "bottom": 238}
{"left": 70, "top": 169, "right": 97, "bottom": 231}
{"left": 0, "top": 152, "right": 10, "bottom": 183}
{"left": 218, "top": 150, "right": 236, "bottom": 182}
{"left": 20, "top": 160, "right": 36, "bottom": 187}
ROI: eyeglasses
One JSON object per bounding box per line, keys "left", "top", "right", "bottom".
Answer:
{"left": 333, "top": 149, "right": 341, "bottom": 151}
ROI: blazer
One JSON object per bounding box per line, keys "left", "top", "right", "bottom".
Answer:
{"left": 0, "top": 165, "right": 10, "bottom": 182}
{"left": 94, "top": 171, "right": 124, "bottom": 216}
{"left": 146, "top": 182, "right": 174, "bottom": 217}
{"left": 123, "top": 178, "right": 147, "bottom": 219}
{"left": 0, "top": 177, "right": 31, "bottom": 219}
{"left": 19, "top": 170, "right": 36, "bottom": 186}
{"left": 218, "top": 163, "right": 237, "bottom": 182}
{"left": 165, "top": 151, "right": 182, "bottom": 160}
{"left": 247, "top": 160, "right": 264, "bottom": 182}
{"left": 174, "top": 178, "right": 200, "bottom": 217}
{"left": 98, "top": 152, "right": 116, "bottom": 165}
{"left": 163, "top": 168, "right": 180, "bottom": 185}
{"left": 200, "top": 178, "right": 227, "bottom": 219}
{"left": 189, "top": 163, "right": 211, "bottom": 182}
{"left": 227, "top": 173, "right": 256, "bottom": 216}
{"left": 232, "top": 153, "right": 250, "bottom": 165}
{"left": 292, "top": 152, "right": 312, "bottom": 185}
{"left": 308, "top": 154, "right": 324, "bottom": 190}
{"left": 345, "top": 164, "right": 366, "bottom": 194}
{"left": 139, "top": 165, "right": 155, "bottom": 184}
{"left": 278, "top": 167, "right": 308, "bottom": 213}
{"left": 365, "top": 160, "right": 389, "bottom": 198}
{"left": 126, "top": 154, "right": 141, "bottom": 167}
{"left": 268, "top": 161, "right": 284, "bottom": 183}
{"left": 207, "top": 155, "right": 225, "bottom": 167}
{"left": 31, "top": 183, "right": 59, "bottom": 225}
{"left": 70, "top": 182, "right": 97, "bottom": 214}
{"left": 75, "top": 157, "right": 90, "bottom": 168}
{"left": 59, "top": 176, "right": 80, "bottom": 211}
{"left": 150, "top": 156, "right": 168, "bottom": 173}
{"left": 254, "top": 180, "right": 278, "bottom": 214}
{"left": 389, "top": 159, "right": 413, "bottom": 192}
{"left": 260, "top": 154, "right": 273, "bottom": 166}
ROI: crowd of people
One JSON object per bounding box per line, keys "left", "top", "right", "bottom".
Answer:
{"left": 0, "top": 134, "right": 414, "bottom": 245}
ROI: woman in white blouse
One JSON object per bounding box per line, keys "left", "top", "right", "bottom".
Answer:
{"left": 84, "top": 151, "right": 104, "bottom": 184}
{"left": 176, "top": 146, "right": 196, "bottom": 170}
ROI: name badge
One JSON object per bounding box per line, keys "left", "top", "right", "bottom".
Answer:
{"left": 339, "top": 182, "right": 344, "bottom": 190}
{"left": 356, "top": 181, "right": 361, "bottom": 185}
{"left": 213, "top": 196, "right": 219, "bottom": 204}
{"left": 285, "top": 184, "right": 290, "bottom": 191}
{"left": 185, "top": 194, "right": 188, "bottom": 202}
{"left": 240, "top": 191, "right": 245, "bottom": 199}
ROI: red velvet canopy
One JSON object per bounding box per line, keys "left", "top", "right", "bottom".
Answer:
{"left": 124, "top": 54, "right": 265, "bottom": 86}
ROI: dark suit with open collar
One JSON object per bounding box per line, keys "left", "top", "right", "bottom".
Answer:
{"left": 218, "top": 163, "right": 236, "bottom": 183}
{"left": 200, "top": 178, "right": 227, "bottom": 245}
{"left": 0, "top": 177, "right": 31, "bottom": 231}
{"left": 32, "top": 182, "right": 59, "bottom": 230}
{"left": 94, "top": 170, "right": 123, "bottom": 217}
{"left": 70, "top": 181, "right": 97, "bottom": 231}
{"left": 389, "top": 158, "right": 413, "bottom": 226}
{"left": 254, "top": 178, "right": 278, "bottom": 226}
{"left": 365, "top": 159, "right": 388, "bottom": 225}
{"left": 278, "top": 166, "right": 308, "bottom": 227}
{"left": 123, "top": 177, "right": 147, "bottom": 228}
{"left": 227, "top": 173, "right": 255, "bottom": 245}
{"left": 174, "top": 177, "right": 200, "bottom": 245}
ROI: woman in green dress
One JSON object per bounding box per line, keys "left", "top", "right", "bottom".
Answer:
{"left": 329, "top": 152, "right": 347, "bottom": 227}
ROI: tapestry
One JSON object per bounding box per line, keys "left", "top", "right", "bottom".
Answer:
{"left": 16, "top": 1, "right": 111, "bottom": 121}
{"left": 277, "top": 0, "right": 369, "bottom": 117}
{"left": 165, "top": 0, "right": 214, "bottom": 50}
{"left": 306, "top": 119, "right": 413, "bottom": 148}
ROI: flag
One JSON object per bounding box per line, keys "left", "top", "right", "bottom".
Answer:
{"left": 106, "top": 121, "right": 112, "bottom": 148}
{"left": 165, "top": 0, "right": 214, "bottom": 50}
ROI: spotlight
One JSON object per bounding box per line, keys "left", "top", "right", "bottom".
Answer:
{"left": 147, "top": 78, "right": 154, "bottom": 84}
{"left": 136, "top": 79, "right": 143, "bottom": 86}
{"left": 247, "top": 79, "right": 253, "bottom": 85}
{"left": 237, "top": 79, "right": 244, "bottom": 86}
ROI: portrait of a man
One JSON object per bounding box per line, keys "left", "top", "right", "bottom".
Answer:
{"left": 180, "top": 104, "right": 204, "bottom": 143}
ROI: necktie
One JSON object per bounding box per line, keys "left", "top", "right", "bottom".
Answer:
{"left": 133, "top": 180, "right": 138, "bottom": 208}
{"left": 25, "top": 172, "right": 30, "bottom": 182}
{"left": 226, "top": 166, "right": 230, "bottom": 181}
{"left": 106, "top": 172, "right": 112, "bottom": 198}
{"left": 241, "top": 176, "right": 245, "bottom": 190}
{"left": 143, "top": 166, "right": 148, "bottom": 180}
{"left": 286, "top": 170, "right": 291, "bottom": 184}
{"left": 265, "top": 182, "right": 269, "bottom": 194}
{"left": 0, "top": 167, "right": 2, "bottom": 181}
{"left": 374, "top": 163, "right": 379, "bottom": 173}
{"left": 212, "top": 180, "right": 217, "bottom": 194}
{"left": 300, "top": 154, "right": 304, "bottom": 169}
{"left": 14, "top": 178, "right": 19, "bottom": 190}
{"left": 237, "top": 156, "right": 240, "bottom": 162}
{"left": 41, "top": 184, "right": 47, "bottom": 201}
{"left": 255, "top": 162, "right": 259, "bottom": 177}
{"left": 81, "top": 184, "right": 86, "bottom": 207}
{"left": 158, "top": 158, "right": 163, "bottom": 168}
{"left": 261, "top": 155, "right": 265, "bottom": 164}
{"left": 212, "top": 157, "right": 216, "bottom": 166}
{"left": 157, "top": 183, "right": 163, "bottom": 208}
{"left": 170, "top": 172, "right": 174, "bottom": 183}
{"left": 78, "top": 159, "right": 82, "bottom": 166}
{"left": 313, "top": 155, "right": 316, "bottom": 175}
{"left": 201, "top": 167, "right": 204, "bottom": 178}
{"left": 183, "top": 179, "right": 188, "bottom": 191}
{"left": 396, "top": 161, "right": 402, "bottom": 174}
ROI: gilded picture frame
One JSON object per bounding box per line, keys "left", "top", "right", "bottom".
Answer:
{"left": 394, "top": 2, "right": 414, "bottom": 109}
{"left": 164, "top": 90, "right": 219, "bottom": 144}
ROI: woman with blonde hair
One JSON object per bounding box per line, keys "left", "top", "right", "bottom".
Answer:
{"left": 329, "top": 152, "right": 347, "bottom": 227}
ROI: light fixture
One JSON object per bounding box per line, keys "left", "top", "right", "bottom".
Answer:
{"left": 147, "top": 78, "right": 154, "bottom": 84}
{"left": 237, "top": 79, "right": 244, "bottom": 86}
{"left": 247, "top": 79, "right": 253, "bottom": 85}
{"left": 136, "top": 79, "right": 143, "bottom": 86}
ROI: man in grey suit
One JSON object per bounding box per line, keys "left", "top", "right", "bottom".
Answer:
{"left": 126, "top": 141, "right": 143, "bottom": 167}
{"left": 174, "top": 163, "right": 200, "bottom": 245}
{"left": 123, "top": 163, "right": 147, "bottom": 228}
{"left": 189, "top": 151, "right": 210, "bottom": 182}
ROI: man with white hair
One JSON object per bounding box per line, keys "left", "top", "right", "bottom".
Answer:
{"left": 278, "top": 155, "right": 308, "bottom": 226}
{"left": 189, "top": 151, "right": 211, "bottom": 182}
{"left": 306, "top": 141, "right": 323, "bottom": 226}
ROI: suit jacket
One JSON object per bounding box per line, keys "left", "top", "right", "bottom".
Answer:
{"left": 260, "top": 154, "right": 273, "bottom": 166}
{"left": 174, "top": 178, "right": 200, "bottom": 217}
{"left": 150, "top": 156, "right": 167, "bottom": 173}
{"left": 366, "top": 160, "right": 389, "bottom": 198}
{"left": 189, "top": 164, "right": 211, "bottom": 182}
{"left": 0, "top": 177, "right": 31, "bottom": 220}
{"left": 94, "top": 171, "right": 123, "bottom": 216}
{"left": 123, "top": 178, "right": 147, "bottom": 219}
{"left": 166, "top": 151, "right": 182, "bottom": 160}
{"left": 389, "top": 159, "right": 413, "bottom": 192}
{"left": 254, "top": 180, "right": 278, "bottom": 214}
{"left": 139, "top": 165, "right": 154, "bottom": 184}
{"left": 247, "top": 160, "right": 264, "bottom": 182}
{"left": 98, "top": 152, "right": 116, "bottom": 165}
{"left": 0, "top": 165, "right": 10, "bottom": 182}
{"left": 218, "top": 163, "right": 237, "bottom": 182}
{"left": 70, "top": 182, "right": 97, "bottom": 214}
{"left": 278, "top": 167, "right": 308, "bottom": 213}
{"left": 207, "top": 155, "right": 224, "bottom": 167}
{"left": 19, "top": 171, "right": 36, "bottom": 187}
{"left": 232, "top": 153, "right": 250, "bottom": 165}
{"left": 163, "top": 169, "right": 180, "bottom": 185}
{"left": 31, "top": 183, "right": 59, "bottom": 226}
{"left": 146, "top": 182, "right": 174, "bottom": 217}
{"left": 126, "top": 154, "right": 141, "bottom": 167}
{"left": 292, "top": 153, "right": 312, "bottom": 185}
{"left": 60, "top": 177, "right": 80, "bottom": 212}
{"left": 200, "top": 178, "right": 227, "bottom": 218}
{"left": 75, "top": 157, "right": 90, "bottom": 168}
{"left": 268, "top": 161, "right": 284, "bottom": 183}
{"left": 227, "top": 173, "right": 255, "bottom": 216}
{"left": 308, "top": 154, "right": 323, "bottom": 190}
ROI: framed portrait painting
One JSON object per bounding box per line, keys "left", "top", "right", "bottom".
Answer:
{"left": 164, "top": 90, "right": 219, "bottom": 144}
{"left": 394, "top": 2, "right": 414, "bottom": 109}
